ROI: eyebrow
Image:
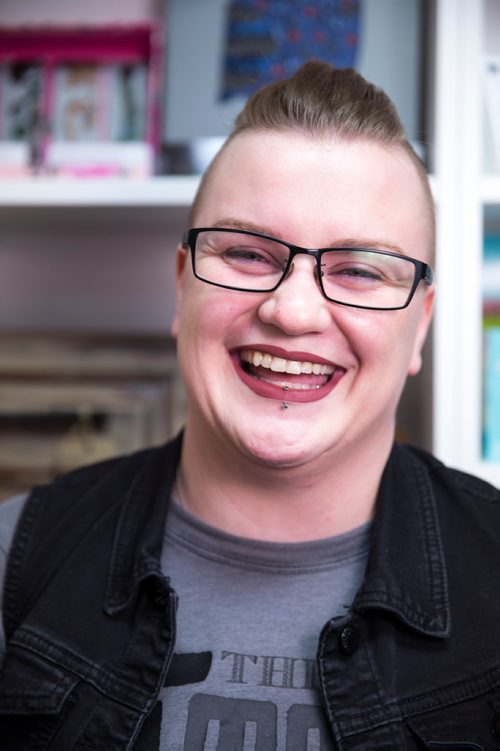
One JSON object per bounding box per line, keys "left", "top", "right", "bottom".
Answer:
{"left": 211, "top": 218, "right": 273, "bottom": 235}
{"left": 210, "top": 217, "right": 407, "bottom": 256}
{"left": 327, "top": 237, "right": 407, "bottom": 255}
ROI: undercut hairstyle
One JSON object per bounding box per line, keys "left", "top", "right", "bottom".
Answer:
{"left": 188, "top": 60, "right": 435, "bottom": 259}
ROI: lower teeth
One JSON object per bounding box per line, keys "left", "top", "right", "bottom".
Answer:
{"left": 242, "top": 362, "right": 328, "bottom": 390}
{"left": 259, "top": 377, "right": 321, "bottom": 390}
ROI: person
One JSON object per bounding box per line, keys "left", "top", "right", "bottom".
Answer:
{"left": 1, "top": 60, "right": 499, "bottom": 750}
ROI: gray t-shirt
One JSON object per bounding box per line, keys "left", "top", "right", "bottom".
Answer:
{"left": 0, "top": 493, "right": 27, "bottom": 657}
{"left": 157, "top": 501, "right": 371, "bottom": 750}
{"left": 0, "top": 494, "right": 371, "bottom": 749}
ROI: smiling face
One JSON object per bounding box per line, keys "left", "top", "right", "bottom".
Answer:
{"left": 172, "top": 130, "right": 434, "bottom": 471}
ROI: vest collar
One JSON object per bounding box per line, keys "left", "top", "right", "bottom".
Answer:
{"left": 104, "top": 434, "right": 182, "bottom": 615}
{"left": 353, "top": 444, "right": 450, "bottom": 638}
{"left": 104, "top": 436, "right": 450, "bottom": 639}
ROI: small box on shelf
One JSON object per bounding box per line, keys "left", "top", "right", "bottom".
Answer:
{"left": 483, "top": 324, "right": 500, "bottom": 462}
{"left": 482, "top": 236, "right": 500, "bottom": 463}
{"left": 0, "top": 24, "right": 163, "bottom": 178}
{"left": 483, "top": 236, "right": 500, "bottom": 318}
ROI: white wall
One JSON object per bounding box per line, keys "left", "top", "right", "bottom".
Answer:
{"left": 0, "top": 206, "right": 185, "bottom": 332}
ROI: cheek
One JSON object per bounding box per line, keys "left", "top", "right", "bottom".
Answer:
{"left": 176, "top": 284, "right": 256, "bottom": 347}
{"left": 334, "top": 308, "right": 386, "bottom": 357}
{"left": 337, "top": 308, "right": 417, "bottom": 374}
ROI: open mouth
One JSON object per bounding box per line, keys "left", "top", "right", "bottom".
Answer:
{"left": 234, "top": 347, "right": 344, "bottom": 403}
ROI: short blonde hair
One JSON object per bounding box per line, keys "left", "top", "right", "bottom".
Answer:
{"left": 189, "top": 60, "right": 435, "bottom": 258}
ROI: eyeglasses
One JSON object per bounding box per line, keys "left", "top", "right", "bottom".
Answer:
{"left": 182, "top": 228, "right": 434, "bottom": 311}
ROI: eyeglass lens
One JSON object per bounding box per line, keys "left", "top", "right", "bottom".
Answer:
{"left": 192, "top": 229, "right": 417, "bottom": 309}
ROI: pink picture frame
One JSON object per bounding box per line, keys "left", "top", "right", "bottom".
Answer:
{"left": 0, "top": 24, "right": 163, "bottom": 174}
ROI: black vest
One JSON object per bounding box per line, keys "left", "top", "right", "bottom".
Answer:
{"left": 0, "top": 436, "right": 183, "bottom": 750}
{"left": 2, "top": 436, "right": 500, "bottom": 749}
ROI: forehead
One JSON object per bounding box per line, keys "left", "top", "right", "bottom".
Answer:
{"left": 195, "top": 130, "right": 432, "bottom": 261}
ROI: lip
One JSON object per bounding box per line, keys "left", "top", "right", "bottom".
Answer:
{"left": 231, "top": 345, "right": 345, "bottom": 403}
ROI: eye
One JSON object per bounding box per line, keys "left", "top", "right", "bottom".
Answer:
{"left": 334, "top": 265, "right": 383, "bottom": 281}
{"left": 220, "top": 243, "right": 287, "bottom": 275}
{"left": 321, "top": 250, "right": 413, "bottom": 288}
{"left": 194, "top": 230, "right": 291, "bottom": 286}
{"left": 224, "top": 246, "right": 276, "bottom": 264}
{"left": 322, "top": 260, "right": 385, "bottom": 285}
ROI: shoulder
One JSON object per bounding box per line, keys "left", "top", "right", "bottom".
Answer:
{"left": 15, "top": 430, "right": 181, "bottom": 525}
{"left": 0, "top": 494, "right": 29, "bottom": 604}
{"left": 0, "top": 494, "right": 28, "bottom": 544}
{"left": 397, "top": 444, "right": 500, "bottom": 561}
{"left": 9, "top": 435, "right": 182, "bottom": 565}
{"left": 0, "top": 494, "right": 29, "bottom": 660}
{"left": 27, "top": 434, "right": 182, "bottom": 514}
{"left": 1, "top": 436, "right": 182, "bottom": 643}
{"left": 11, "top": 436, "right": 182, "bottom": 566}
{"left": 0, "top": 493, "right": 28, "bottom": 577}
{"left": 397, "top": 443, "right": 499, "bottom": 503}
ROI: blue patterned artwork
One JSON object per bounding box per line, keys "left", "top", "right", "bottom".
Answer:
{"left": 220, "top": 0, "right": 360, "bottom": 100}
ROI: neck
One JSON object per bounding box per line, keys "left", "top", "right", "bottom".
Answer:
{"left": 176, "top": 419, "right": 393, "bottom": 543}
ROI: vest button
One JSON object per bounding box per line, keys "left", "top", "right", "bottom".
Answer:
{"left": 338, "top": 624, "right": 359, "bottom": 655}
{"left": 491, "top": 713, "right": 500, "bottom": 741}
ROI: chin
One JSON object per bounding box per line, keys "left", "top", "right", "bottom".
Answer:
{"left": 237, "top": 427, "right": 326, "bottom": 469}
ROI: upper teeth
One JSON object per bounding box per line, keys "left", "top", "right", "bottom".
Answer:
{"left": 240, "top": 349, "right": 334, "bottom": 376}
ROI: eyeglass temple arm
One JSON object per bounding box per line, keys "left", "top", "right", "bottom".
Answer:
{"left": 423, "top": 264, "right": 434, "bottom": 285}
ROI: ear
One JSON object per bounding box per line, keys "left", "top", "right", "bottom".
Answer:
{"left": 170, "top": 244, "right": 188, "bottom": 338}
{"left": 407, "top": 285, "right": 435, "bottom": 376}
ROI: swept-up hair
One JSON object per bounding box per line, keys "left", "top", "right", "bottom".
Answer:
{"left": 188, "top": 60, "right": 435, "bottom": 257}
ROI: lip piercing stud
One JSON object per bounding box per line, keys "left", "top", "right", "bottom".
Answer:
{"left": 281, "top": 402, "right": 289, "bottom": 411}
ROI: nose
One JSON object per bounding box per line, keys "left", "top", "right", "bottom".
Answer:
{"left": 257, "top": 257, "right": 333, "bottom": 335}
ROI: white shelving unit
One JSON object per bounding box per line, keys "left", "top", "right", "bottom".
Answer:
{"left": 0, "top": 176, "right": 199, "bottom": 207}
{"left": 482, "top": 176, "right": 500, "bottom": 203}
{"left": 432, "top": 0, "right": 500, "bottom": 487}
{"left": 0, "top": 0, "right": 498, "bottom": 487}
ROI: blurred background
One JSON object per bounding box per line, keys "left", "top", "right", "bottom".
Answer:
{"left": 0, "top": 0, "right": 498, "bottom": 498}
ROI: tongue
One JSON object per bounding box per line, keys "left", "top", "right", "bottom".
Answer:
{"left": 247, "top": 363, "right": 329, "bottom": 388}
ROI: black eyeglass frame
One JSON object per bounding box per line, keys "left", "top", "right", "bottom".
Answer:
{"left": 182, "top": 227, "right": 434, "bottom": 311}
